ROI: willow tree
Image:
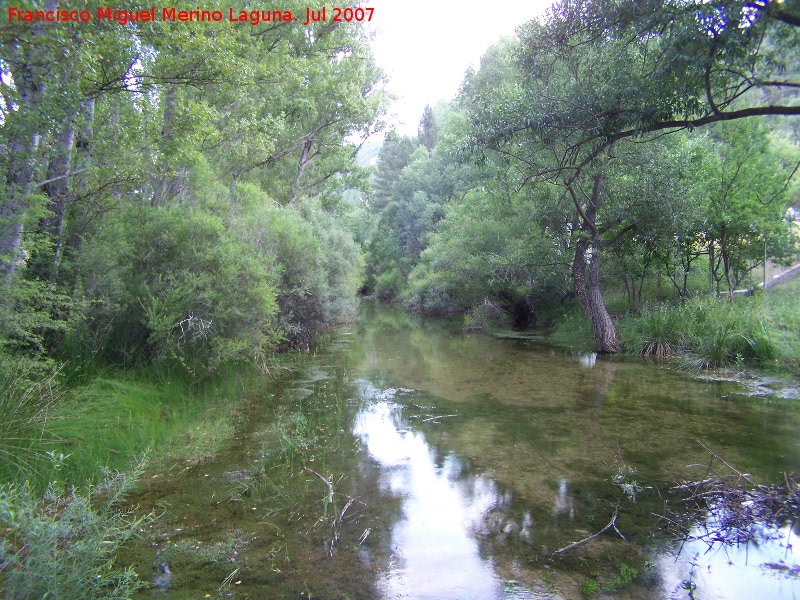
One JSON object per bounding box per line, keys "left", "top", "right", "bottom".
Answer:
{"left": 466, "top": 0, "right": 799, "bottom": 353}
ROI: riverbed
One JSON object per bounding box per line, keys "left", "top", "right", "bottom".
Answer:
{"left": 125, "top": 303, "right": 800, "bottom": 599}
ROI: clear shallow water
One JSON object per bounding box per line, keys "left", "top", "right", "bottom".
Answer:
{"left": 127, "top": 303, "right": 800, "bottom": 599}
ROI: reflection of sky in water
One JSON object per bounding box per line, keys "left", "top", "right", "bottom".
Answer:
{"left": 353, "top": 385, "right": 533, "bottom": 600}
{"left": 655, "top": 523, "right": 800, "bottom": 599}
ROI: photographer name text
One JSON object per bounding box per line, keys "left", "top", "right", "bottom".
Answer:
{"left": 7, "top": 5, "right": 374, "bottom": 26}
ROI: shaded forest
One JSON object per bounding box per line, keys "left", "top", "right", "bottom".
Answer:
{"left": 1, "top": 1, "right": 386, "bottom": 382}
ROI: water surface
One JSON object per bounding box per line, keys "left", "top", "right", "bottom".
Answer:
{"left": 127, "top": 303, "right": 800, "bottom": 599}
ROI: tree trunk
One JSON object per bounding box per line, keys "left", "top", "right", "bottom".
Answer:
{"left": 1, "top": 50, "right": 48, "bottom": 282}
{"left": 289, "top": 138, "right": 319, "bottom": 205}
{"left": 572, "top": 235, "right": 620, "bottom": 353}
{"left": 42, "top": 115, "right": 76, "bottom": 280}
{"left": 567, "top": 150, "right": 620, "bottom": 354}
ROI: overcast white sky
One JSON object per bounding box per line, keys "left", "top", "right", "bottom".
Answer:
{"left": 365, "top": 0, "right": 553, "bottom": 136}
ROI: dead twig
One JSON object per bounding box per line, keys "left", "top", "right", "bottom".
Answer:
{"left": 553, "top": 508, "right": 626, "bottom": 555}
{"left": 304, "top": 467, "right": 334, "bottom": 506}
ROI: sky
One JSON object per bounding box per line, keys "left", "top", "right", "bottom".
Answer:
{"left": 364, "top": 0, "right": 553, "bottom": 136}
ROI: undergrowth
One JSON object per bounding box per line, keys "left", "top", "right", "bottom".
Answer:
{"left": 0, "top": 454, "right": 153, "bottom": 599}
{"left": 619, "top": 292, "right": 795, "bottom": 370}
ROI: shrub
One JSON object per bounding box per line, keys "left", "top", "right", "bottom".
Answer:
{"left": 580, "top": 579, "right": 599, "bottom": 596}
{"left": 0, "top": 456, "right": 153, "bottom": 599}
{"left": 232, "top": 191, "right": 365, "bottom": 347}
{"left": 78, "top": 204, "right": 280, "bottom": 375}
{"left": 603, "top": 562, "right": 638, "bottom": 592}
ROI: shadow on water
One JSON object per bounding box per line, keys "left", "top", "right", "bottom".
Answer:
{"left": 122, "top": 303, "right": 800, "bottom": 599}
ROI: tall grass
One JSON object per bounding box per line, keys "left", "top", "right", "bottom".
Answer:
{"left": 620, "top": 295, "right": 783, "bottom": 369}
{"left": 47, "top": 365, "right": 253, "bottom": 486}
{"left": 621, "top": 305, "right": 684, "bottom": 358}
{"left": 763, "top": 276, "right": 800, "bottom": 370}
{"left": 0, "top": 365, "right": 63, "bottom": 486}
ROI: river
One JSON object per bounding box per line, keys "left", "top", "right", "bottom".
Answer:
{"left": 126, "top": 303, "right": 800, "bottom": 599}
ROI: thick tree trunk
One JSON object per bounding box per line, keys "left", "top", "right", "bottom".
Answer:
{"left": 567, "top": 148, "right": 620, "bottom": 354}
{"left": 572, "top": 235, "right": 620, "bottom": 353}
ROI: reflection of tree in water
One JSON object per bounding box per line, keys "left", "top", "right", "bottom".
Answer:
{"left": 575, "top": 352, "right": 618, "bottom": 405}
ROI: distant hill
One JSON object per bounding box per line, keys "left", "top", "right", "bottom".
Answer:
{"left": 356, "top": 139, "right": 383, "bottom": 168}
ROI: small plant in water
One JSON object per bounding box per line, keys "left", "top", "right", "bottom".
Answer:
{"left": 610, "top": 453, "right": 645, "bottom": 503}
{"left": 580, "top": 579, "right": 599, "bottom": 596}
{"left": 541, "top": 569, "right": 555, "bottom": 590}
{"left": 603, "top": 562, "right": 638, "bottom": 593}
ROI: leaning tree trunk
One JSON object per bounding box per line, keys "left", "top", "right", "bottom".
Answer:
{"left": 567, "top": 148, "right": 621, "bottom": 354}
{"left": 572, "top": 233, "right": 621, "bottom": 353}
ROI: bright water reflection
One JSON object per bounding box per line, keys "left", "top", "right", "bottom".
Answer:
{"left": 353, "top": 384, "right": 536, "bottom": 599}
{"left": 349, "top": 304, "right": 800, "bottom": 599}
{"left": 655, "top": 524, "right": 800, "bottom": 599}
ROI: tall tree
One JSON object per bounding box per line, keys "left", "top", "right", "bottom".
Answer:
{"left": 516, "top": 0, "right": 800, "bottom": 163}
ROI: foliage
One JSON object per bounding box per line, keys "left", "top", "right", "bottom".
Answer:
{"left": 516, "top": 0, "right": 800, "bottom": 154}
{"left": 406, "top": 189, "right": 569, "bottom": 323}
{"left": 0, "top": 0, "right": 384, "bottom": 377}
{"left": 621, "top": 305, "right": 685, "bottom": 358}
{"left": 702, "top": 121, "right": 800, "bottom": 295}
{"left": 232, "top": 188, "right": 364, "bottom": 349}
{"left": 580, "top": 578, "right": 599, "bottom": 596}
{"left": 77, "top": 203, "right": 280, "bottom": 375}
{"left": 603, "top": 563, "right": 638, "bottom": 593}
{"left": 620, "top": 295, "right": 782, "bottom": 368}
{"left": 0, "top": 455, "right": 153, "bottom": 600}
{"left": 0, "top": 365, "right": 62, "bottom": 485}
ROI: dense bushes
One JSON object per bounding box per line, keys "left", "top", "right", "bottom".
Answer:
{"left": 76, "top": 204, "right": 280, "bottom": 375}
{"left": 67, "top": 187, "right": 364, "bottom": 375}
{"left": 405, "top": 192, "right": 570, "bottom": 325}
{"left": 232, "top": 186, "right": 364, "bottom": 349}
{"left": 0, "top": 456, "right": 152, "bottom": 599}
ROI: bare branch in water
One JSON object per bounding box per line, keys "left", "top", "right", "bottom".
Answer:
{"left": 553, "top": 507, "right": 627, "bottom": 555}
{"left": 658, "top": 441, "right": 800, "bottom": 551}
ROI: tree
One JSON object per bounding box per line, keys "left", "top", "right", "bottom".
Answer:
{"left": 463, "top": 1, "right": 800, "bottom": 352}
{"left": 702, "top": 121, "right": 799, "bottom": 296}
{"left": 464, "top": 33, "right": 638, "bottom": 351}
{"left": 515, "top": 0, "right": 800, "bottom": 163}
{"left": 418, "top": 105, "right": 438, "bottom": 151}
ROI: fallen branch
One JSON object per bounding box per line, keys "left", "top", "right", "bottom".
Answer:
{"left": 553, "top": 508, "right": 625, "bottom": 555}
{"left": 304, "top": 467, "right": 334, "bottom": 505}
{"left": 329, "top": 497, "right": 357, "bottom": 557}
{"left": 659, "top": 442, "right": 800, "bottom": 550}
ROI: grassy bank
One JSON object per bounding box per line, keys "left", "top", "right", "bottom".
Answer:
{"left": 48, "top": 369, "right": 248, "bottom": 487}
{"left": 0, "top": 358, "right": 300, "bottom": 494}
{"left": 0, "top": 340, "right": 311, "bottom": 599}
{"left": 547, "top": 276, "right": 800, "bottom": 374}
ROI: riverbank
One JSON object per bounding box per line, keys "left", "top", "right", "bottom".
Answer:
{"left": 546, "top": 275, "right": 800, "bottom": 383}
